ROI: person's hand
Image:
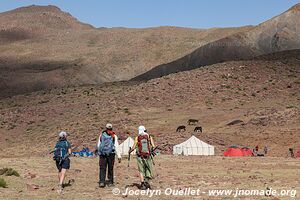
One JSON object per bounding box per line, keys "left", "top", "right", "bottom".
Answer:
{"left": 118, "top": 158, "right": 121, "bottom": 163}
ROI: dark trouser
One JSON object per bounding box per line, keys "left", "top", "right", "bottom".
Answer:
{"left": 99, "top": 153, "right": 115, "bottom": 184}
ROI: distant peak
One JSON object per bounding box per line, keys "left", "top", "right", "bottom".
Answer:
{"left": 12, "top": 5, "right": 62, "bottom": 13}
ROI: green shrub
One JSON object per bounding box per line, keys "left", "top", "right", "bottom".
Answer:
{"left": 0, "top": 168, "right": 20, "bottom": 177}
{"left": 286, "top": 105, "right": 297, "bottom": 109}
{"left": 124, "top": 110, "right": 131, "bottom": 115}
{"left": 0, "top": 178, "right": 7, "bottom": 188}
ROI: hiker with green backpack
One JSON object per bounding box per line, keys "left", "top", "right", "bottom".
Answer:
{"left": 53, "top": 131, "right": 72, "bottom": 193}
{"left": 129, "top": 125, "right": 156, "bottom": 190}
{"left": 96, "top": 123, "right": 121, "bottom": 188}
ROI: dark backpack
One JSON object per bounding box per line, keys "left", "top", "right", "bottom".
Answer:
{"left": 137, "top": 134, "right": 151, "bottom": 158}
{"left": 98, "top": 131, "right": 115, "bottom": 156}
{"left": 53, "top": 140, "right": 69, "bottom": 163}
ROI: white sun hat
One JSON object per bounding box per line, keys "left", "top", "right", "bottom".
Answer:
{"left": 138, "top": 125, "right": 146, "bottom": 135}
{"left": 106, "top": 123, "right": 113, "bottom": 129}
{"left": 58, "top": 131, "right": 67, "bottom": 138}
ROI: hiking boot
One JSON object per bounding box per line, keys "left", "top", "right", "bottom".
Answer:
{"left": 107, "top": 183, "right": 115, "bottom": 187}
{"left": 144, "top": 177, "right": 151, "bottom": 189}
{"left": 144, "top": 182, "right": 151, "bottom": 189}
{"left": 99, "top": 182, "right": 105, "bottom": 188}
{"left": 144, "top": 177, "right": 151, "bottom": 182}
{"left": 140, "top": 182, "right": 147, "bottom": 190}
{"left": 57, "top": 184, "right": 63, "bottom": 194}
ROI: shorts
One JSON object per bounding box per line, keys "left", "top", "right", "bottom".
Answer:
{"left": 56, "top": 158, "right": 70, "bottom": 172}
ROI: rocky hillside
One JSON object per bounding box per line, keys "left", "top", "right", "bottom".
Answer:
{"left": 133, "top": 4, "right": 300, "bottom": 80}
{"left": 0, "top": 5, "right": 250, "bottom": 97}
{"left": 0, "top": 50, "right": 299, "bottom": 157}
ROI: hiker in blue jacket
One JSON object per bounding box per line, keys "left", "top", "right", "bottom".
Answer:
{"left": 53, "top": 131, "right": 72, "bottom": 193}
{"left": 96, "top": 123, "right": 121, "bottom": 188}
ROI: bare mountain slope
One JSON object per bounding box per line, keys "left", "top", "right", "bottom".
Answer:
{"left": 133, "top": 4, "right": 300, "bottom": 80}
{"left": 0, "top": 5, "right": 250, "bottom": 97}
{"left": 0, "top": 50, "right": 299, "bottom": 157}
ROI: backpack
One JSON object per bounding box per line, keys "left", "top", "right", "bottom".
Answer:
{"left": 98, "top": 131, "right": 115, "bottom": 156}
{"left": 53, "top": 140, "right": 69, "bottom": 163}
{"left": 137, "top": 134, "right": 151, "bottom": 158}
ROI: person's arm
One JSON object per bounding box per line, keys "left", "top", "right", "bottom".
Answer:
{"left": 114, "top": 135, "right": 121, "bottom": 159}
{"left": 94, "top": 133, "right": 102, "bottom": 154}
{"left": 67, "top": 141, "right": 72, "bottom": 154}
{"left": 150, "top": 135, "right": 156, "bottom": 149}
{"left": 97, "top": 133, "right": 102, "bottom": 149}
{"left": 129, "top": 137, "right": 137, "bottom": 154}
{"left": 114, "top": 135, "right": 122, "bottom": 163}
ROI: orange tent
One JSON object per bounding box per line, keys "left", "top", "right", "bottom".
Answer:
{"left": 224, "top": 146, "right": 244, "bottom": 157}
{"left": 296, "top": 150, "right": 300, "bottom": 158}
{"left": 241, "top": 147, "right": 253, "bottom": 156}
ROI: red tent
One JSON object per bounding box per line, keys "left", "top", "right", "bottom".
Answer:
{"left": 296, "top": 150, "right": 300, "bottom": 158}
{"left": 224, "top": 147, "right": 244, "bottom": 157}
{"left": 241, "top": 148, "right": 253, "bottom": 156}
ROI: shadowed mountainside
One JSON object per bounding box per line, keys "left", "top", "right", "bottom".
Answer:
{"left": 0, "top": 5, "right": 251, "bottom": 97}
{"left": 133, "top": 4, "right": 300, "bottom": 80}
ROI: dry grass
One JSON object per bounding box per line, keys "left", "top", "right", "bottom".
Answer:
{"left": 0, "top": 156, "right": 299, "bottom": 200}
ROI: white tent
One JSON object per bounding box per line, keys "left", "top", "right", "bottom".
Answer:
{"left": 119, "top": 137, "right": 136, "bottom": 155}
{"left": 173, "top": 136, "right": 215, "bottom": 156}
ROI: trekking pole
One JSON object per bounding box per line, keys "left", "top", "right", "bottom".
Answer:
{"left": 128, "top": 147, "right": 131, "bottom": 167}
{"left": 150, "top": 146, "right": 159, "bottom": 166}
{"left": 151, "top": 156, "right": 155, "bottom": 166}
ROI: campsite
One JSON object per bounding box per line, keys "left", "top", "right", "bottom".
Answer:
{"left": 0, "top": 1, "right": 300, "bottom": 200}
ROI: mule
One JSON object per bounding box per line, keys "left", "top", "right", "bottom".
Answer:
{"left": 176, "top": 125, "right": 186, "bottom": 132}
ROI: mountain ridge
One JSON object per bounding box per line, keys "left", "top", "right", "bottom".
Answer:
{"left": 1, "top": 4, "right": 299, "bottom": 97}
{"left": 133, "top": 4, "right": 300, "bottom": 80}
{"left": 0, "top": 5, "right": 252, "bottom": 97}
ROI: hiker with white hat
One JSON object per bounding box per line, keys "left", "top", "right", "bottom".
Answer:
{"left": 96, "top": 123, "right": 121, "bottom": 188}
{"left": 53, "top": 131, "right": 72, "bottom": 193}
{"left": 129, "top": 125, "right": 156, "bottom": 190}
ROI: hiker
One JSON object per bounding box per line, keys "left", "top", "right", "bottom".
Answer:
{"left": 129, "top": 125, "right": 156, "bottom": 190}
{"left": 96, "top": 123, "right": 121, "bottom": 188}
{"left": 53, "top": 131, "right": 72, "bottom": 193}
{"left": 255, "top": 145, "right": 259, "bottom": 152}
{"left": 264, "top": 146, "right": 268, "bottom": 155}
{"left": 252, "top": 148, "right": 257, "bottom": 156}
{"left": 289, "top": 148, "right": 294, "bottom": 158}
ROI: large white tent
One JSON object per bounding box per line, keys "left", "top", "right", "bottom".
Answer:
{"left": 119, "top": 137, "right": 136, "bottom": 155}
{"left": 173, "top": 136, "right": 215, "bottom": 156}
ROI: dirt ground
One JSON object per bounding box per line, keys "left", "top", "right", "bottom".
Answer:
{"left": 0, "top": 155, "right": 299, "bottom": 200}
{"left": 0, "top": 51, "right": 299, "bottom": 200}
{"left": 0, "top": 57, "right": 299, "bottom": 158}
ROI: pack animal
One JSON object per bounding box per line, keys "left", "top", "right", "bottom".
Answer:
{"left": 188, "top": 119, "right": 198, "bottom": 125}
{"left": 176, "top": 125, "right": 186, "bottom": 132}
{"left": 194, "top": 126, "right": 202, "bottom": 133}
